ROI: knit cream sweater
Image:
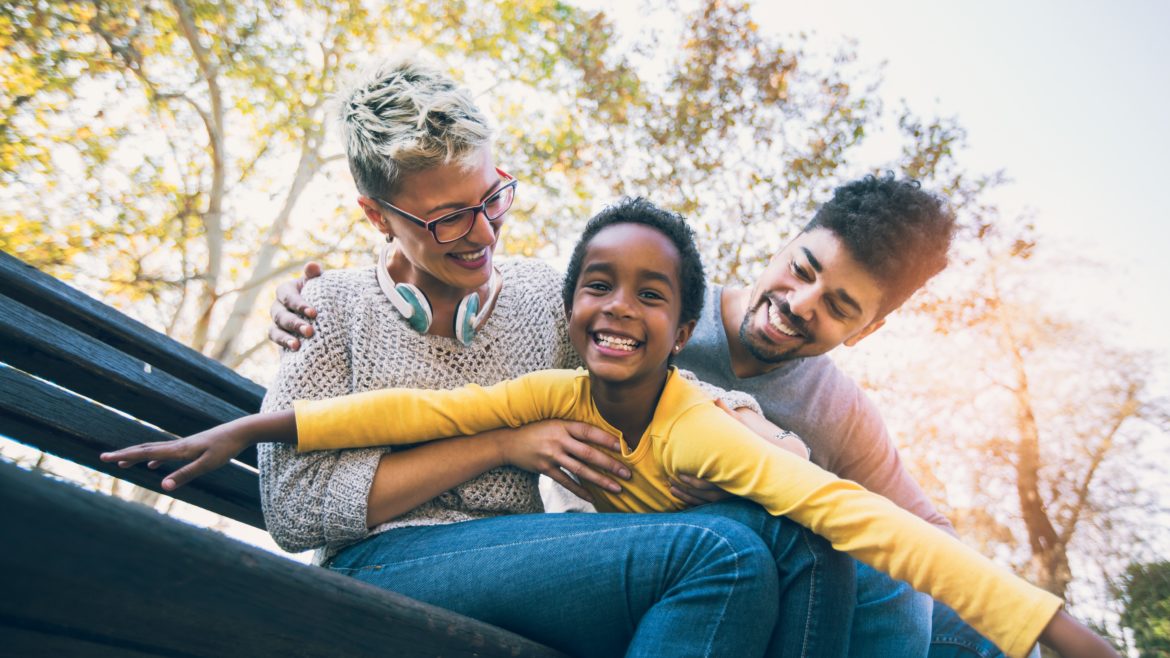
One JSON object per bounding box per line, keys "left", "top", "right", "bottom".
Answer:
{"left": 258, "top": 257, "right": 759, "bottom": 562}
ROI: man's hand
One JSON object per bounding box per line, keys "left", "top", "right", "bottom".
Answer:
{"left": 489, "top": 420, "right": 631, "bottom": 504}
{"left": 269, "top": 261, "right": 323, "bottom": 351}
{"left": 669, "top": 473, "right": 734, "bottom": 507}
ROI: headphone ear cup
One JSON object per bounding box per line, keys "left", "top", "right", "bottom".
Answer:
{"left": 395, "top": 283, "right": 433, "bottom": 333}
{"left": 454, "top": 293, "right": 480, "bottom": 347}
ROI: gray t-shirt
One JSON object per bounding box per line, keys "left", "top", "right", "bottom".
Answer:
{"left": 675, "top": 285, "right": 954, "bottom": 533}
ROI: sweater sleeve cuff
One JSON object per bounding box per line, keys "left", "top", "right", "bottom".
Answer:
{"left": 321, "top": 448, "right": 381, "bottom": 546}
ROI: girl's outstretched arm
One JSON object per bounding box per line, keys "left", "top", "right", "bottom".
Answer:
{"left": 1040, "top": 610, "right": 1119, "bottom": 657}
{"left": 100, "top": 410, "right": 297, "bottom": 490}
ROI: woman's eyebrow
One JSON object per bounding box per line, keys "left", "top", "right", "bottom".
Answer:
{"left": 423, "top": 174, "right": 504, "bottom": 215}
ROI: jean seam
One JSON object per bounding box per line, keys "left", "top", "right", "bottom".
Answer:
{"left": 797, "top": 530, "right": 818, "bottom": 658}
{"left": 931, "top": 635, "right": 992, "bottom": 658}
{"left": 698, "top": 528, "right": 740, "bottom": 658}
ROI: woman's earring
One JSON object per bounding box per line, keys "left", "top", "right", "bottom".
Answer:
{"left": 673, "top": 344, "right": 681, "bottom": 353}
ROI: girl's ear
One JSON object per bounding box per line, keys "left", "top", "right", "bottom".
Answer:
{"left": 672, "top": 319, "right": 697, "bottom": 355}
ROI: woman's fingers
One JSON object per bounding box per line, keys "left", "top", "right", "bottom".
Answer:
{"left": 561, "top": 421, "right": 621, "bottom": 452}
{"left": 543, "top": 466, "right": 593, "bottom": 503}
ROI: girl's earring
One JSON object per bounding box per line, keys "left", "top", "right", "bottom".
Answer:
{"left": 673, "top": 344, "right": 681, "bottom": 353}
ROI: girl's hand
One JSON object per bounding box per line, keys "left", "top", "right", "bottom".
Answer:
{"left": 100, "top": 414, "right": 278, "bottom": 491}
{"left": 1039, "top": 610, "right": 1120, "bottom": 657}
{"left": 490, "top": 420, "right": 630, "bottom": 504}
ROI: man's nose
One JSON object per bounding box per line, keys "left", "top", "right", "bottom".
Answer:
{"left": 786, "top": 285, "right": 817, "bottom": 320}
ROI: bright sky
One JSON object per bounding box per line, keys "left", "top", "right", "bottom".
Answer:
{"left": 592, "top": 0, "right": 1170, "bottom": 366}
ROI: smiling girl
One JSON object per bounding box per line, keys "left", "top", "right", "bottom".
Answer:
{"left": 104, "top": 199, "right": 1116, "bottom": 658}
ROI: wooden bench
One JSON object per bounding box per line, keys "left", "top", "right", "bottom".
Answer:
{"left": 0, "top": 250, "right": 564, "bottom": 657}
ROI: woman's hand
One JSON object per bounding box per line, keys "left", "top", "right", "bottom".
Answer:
{"left": 488, "top": 420, "right": 631, "bottom": 503}
{"left": 669, "top": 401, "right": 811, "bottom": 507}
{"left": 269, "top": 261, "right": 324, "bottom": 351}
{"left": 100, "top": 412, "right": 295, "bottom": 491}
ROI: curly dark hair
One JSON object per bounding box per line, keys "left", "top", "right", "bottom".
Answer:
{"left": 804, "top": 173, "right": 956, "bottom": 317}
{"left": 562, "top": 197, "right": 707, "bottom": 327}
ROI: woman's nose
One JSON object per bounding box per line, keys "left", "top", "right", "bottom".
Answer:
{"left": 464, "top": 209, "right": 498, "bottom": 245}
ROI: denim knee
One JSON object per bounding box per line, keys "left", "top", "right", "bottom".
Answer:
{"left": 665, "top": 515, "right": 781, "bottom": 603}
{"left": 628, "top": 516, "right": 780, "bottom": 658}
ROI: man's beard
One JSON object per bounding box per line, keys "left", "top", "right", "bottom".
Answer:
{"left": 737, "top": 295, "right": 808, "bottom": 365}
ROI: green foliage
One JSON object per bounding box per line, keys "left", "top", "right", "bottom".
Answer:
{"left": 1118, "top": 561, "right": 1170, "bottom": 656}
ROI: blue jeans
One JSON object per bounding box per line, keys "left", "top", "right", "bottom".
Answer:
{"left": 328, "top": 508, "right": 849, "bottom": 658}
{"left": 683, "top": 500, "right": 856, "bottom": 658}
{"left": 851, "top": 562, "right": 932, "bottom": 657}
{"left": 929, "top": 602, "right": 1040, "bottom": 658}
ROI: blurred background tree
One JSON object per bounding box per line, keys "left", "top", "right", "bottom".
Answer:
{"left": 3, "top": 0, "right": 1166, "bottom": 640}
{"left": 1116, "top": 560, "right": 1170, "bottom": 656}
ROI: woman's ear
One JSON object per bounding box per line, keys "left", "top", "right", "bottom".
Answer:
{"left": 672, "top": 319, "right": 697, "bottom": 354}
{"left": 357, "top": 196, "right": 394, "bottom": 241}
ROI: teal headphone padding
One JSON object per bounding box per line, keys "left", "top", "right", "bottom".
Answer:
{"left": 454, "top": 293, "right": 480, "bottom": 346}
{"left": 395, "top": 283, "right": 432, "bottom": 333}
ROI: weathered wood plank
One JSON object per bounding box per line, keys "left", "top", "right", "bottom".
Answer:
{"left": 0, "top": 625, "right": 167, "bottom": 657}
{"left": 0, "top": 250, "right": 264, "bottom": 412}
{"left": 0, "top": 461, "right": 567, "bottom": 658}
{"left": 0, "top": 364, "right": 263, "bottom": 528}
{"left": 0, "top": 292, "right": 258, "bottom": 465}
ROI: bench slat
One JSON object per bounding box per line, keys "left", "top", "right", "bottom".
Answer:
{"left": 1, "top": 460, "right": 566, "bottom": 658}
{"left": 0, "top": 364, "right": 264, "bottom": 528}
{"left": 0, "top": 250, "right": 264, "bottom": 412}
{"left": 0, "top": 291, "right": 259, "bottom": 466}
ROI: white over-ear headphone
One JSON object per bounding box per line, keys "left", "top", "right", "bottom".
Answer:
{"left": 375, "top": 240, "right": 501, "bottom": 346}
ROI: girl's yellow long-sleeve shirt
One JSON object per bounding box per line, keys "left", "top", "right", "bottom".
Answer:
{"left": 294, "top": 367, "right": 1061, "bottom": 658}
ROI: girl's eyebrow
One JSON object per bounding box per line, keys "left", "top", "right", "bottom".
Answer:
{"left": 583, "top": 260, "right": 677, "bottom": 290}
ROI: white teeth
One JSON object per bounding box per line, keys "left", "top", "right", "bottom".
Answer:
{"left": 767, "top": 300, "right": 799, "bottom": 337}
{"left": 453, "top": 249, "right": 485, "bottom": 261}
{"left": 595, "top": 332, "right": 639, "bottom": 351}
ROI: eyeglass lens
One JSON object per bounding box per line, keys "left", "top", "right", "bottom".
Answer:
{"left": 433, "top": 183, "right": 515, "bottom": 242}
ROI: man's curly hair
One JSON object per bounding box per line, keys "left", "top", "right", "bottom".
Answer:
{"left": 804, "top": 173, "right": 956, "bottom": 317}
{"left": 562, "top": 197, "right": 706, "bottom": 327}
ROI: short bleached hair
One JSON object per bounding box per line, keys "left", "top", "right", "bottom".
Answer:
{"left": 336, "top": 54, "right": 494, "bottom": 200}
